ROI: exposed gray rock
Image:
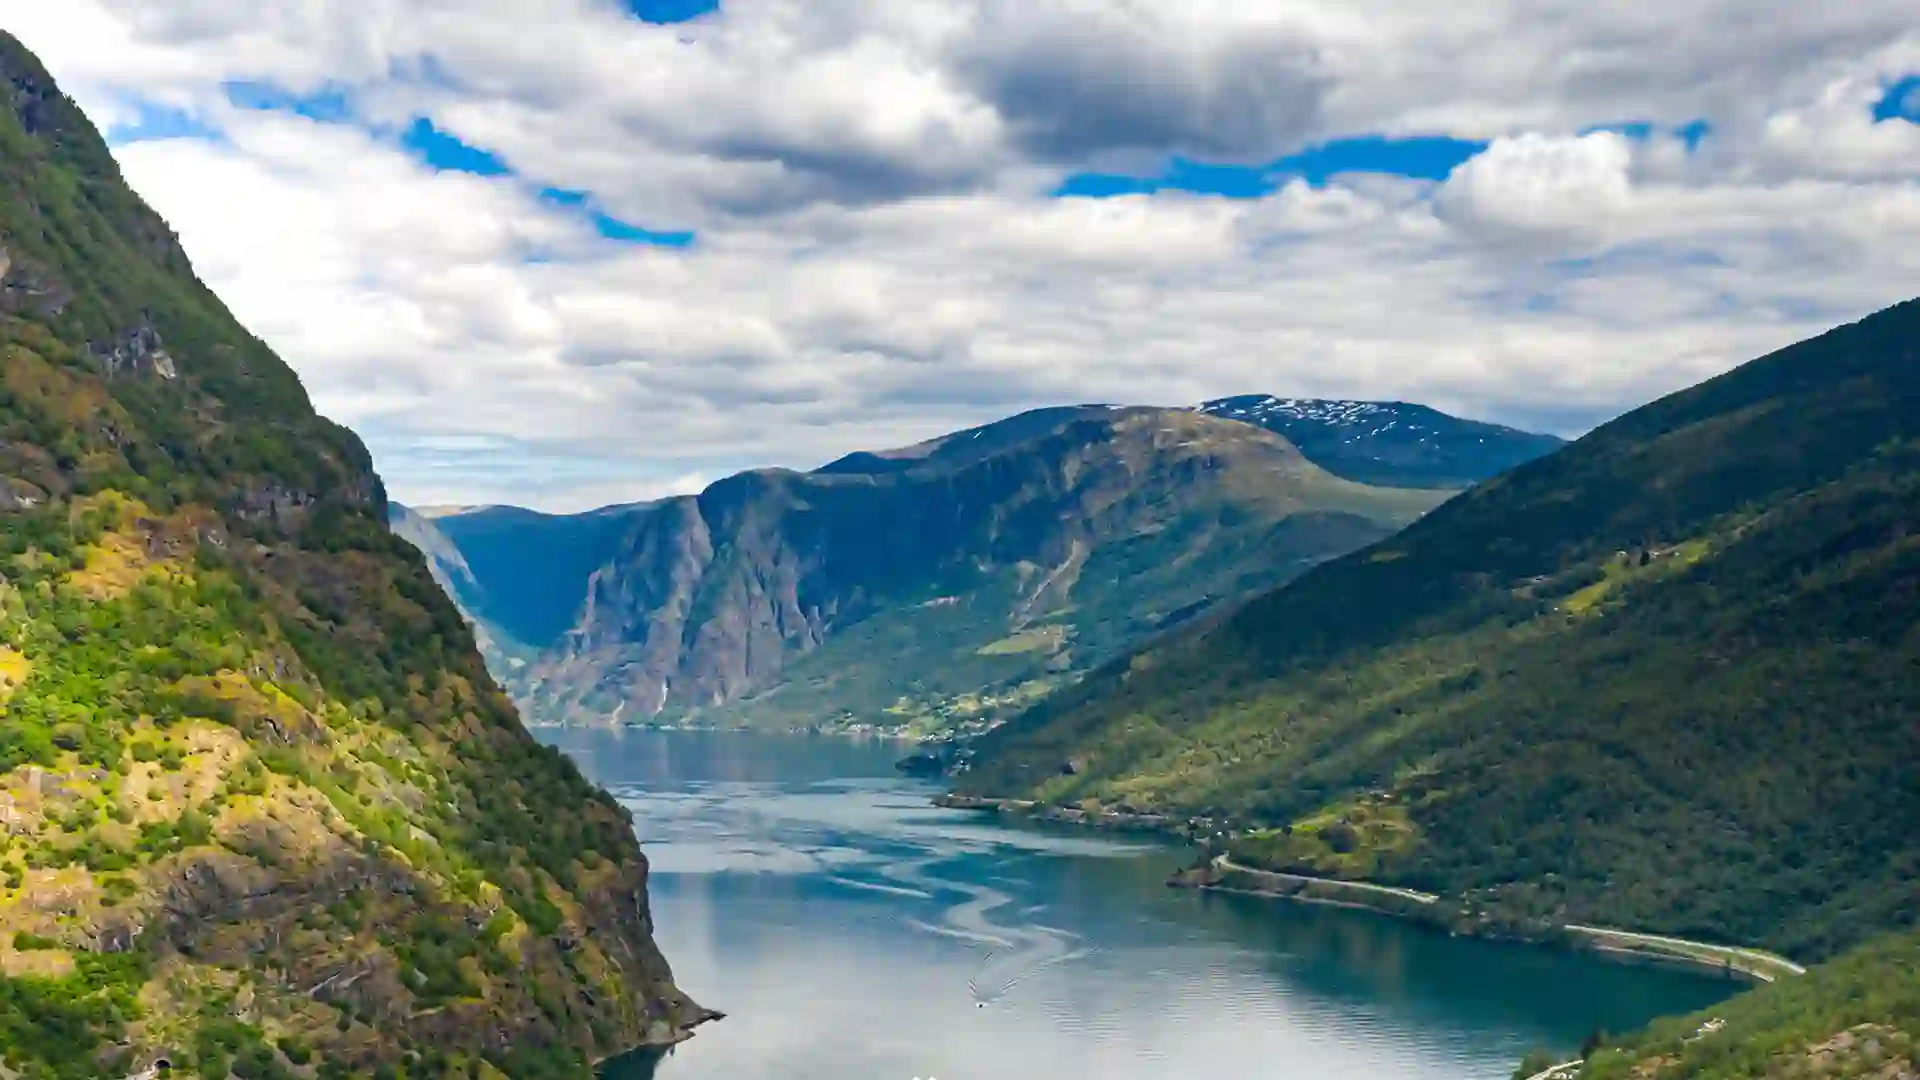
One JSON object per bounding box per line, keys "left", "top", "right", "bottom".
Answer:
{"left": 0, "top": 476, "right": 48, "bottom": 511}
{"left": 232, "top": 481, "right": 316, "bottom": 528}
{"left": 88, "top": 323, "right": 180, "bottom": 381}
{"left": 0, "top": 244, "right": 73, "bottom": 318}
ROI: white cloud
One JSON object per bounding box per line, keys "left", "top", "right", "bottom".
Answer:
{"left": 8, "top": 1, "right": 1920, "bottom": 512}
{"left": 1435, "top": 132, "right": 1636, "bottom": 248}
{"left": 1754, "top": 72, "right": 1920, "bottom": 180}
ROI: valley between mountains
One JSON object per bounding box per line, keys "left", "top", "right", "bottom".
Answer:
{"left": 2, "top": 18, "right": 1917, "bottom": 1079}
{"left": 389, "top": 300, "right": 1920, "bottom": 1080}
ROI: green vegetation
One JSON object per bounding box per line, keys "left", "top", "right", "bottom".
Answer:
{"left": 0, "top": 31, "right": 699, "bottom": 1077}
{"left": 977, "top": 625, "right": 1067, "bottom": 656}
{"left": 0, "top": 953, "right": 146, "bottom": 1080}
{"left": 1569, "top": 928, "right": 1919, "bottom": 1079}
{"left": 963, "top": 298, "right": 1920, "bottom": 963}
{"left": 1228, "top": 792, "right": 1421, "bottom": 879}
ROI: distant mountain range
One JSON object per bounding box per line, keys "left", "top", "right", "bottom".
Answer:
{"left": 395, "top": 397, "right": 1556, "bottom": 732}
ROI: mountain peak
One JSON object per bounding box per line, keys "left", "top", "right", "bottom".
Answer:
{"left": 1196, "top": 394, "right": 1563, "bottom": 488}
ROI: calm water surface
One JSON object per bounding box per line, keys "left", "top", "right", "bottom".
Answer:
{"left": 541, "top": 729, "right": 1737, "bottom": 1080}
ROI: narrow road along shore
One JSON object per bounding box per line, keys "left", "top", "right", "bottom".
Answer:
{"left": 937, "top": 792, "right": 1804, "bottom": 985}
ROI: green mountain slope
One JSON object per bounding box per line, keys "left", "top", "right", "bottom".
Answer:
{"left": 1550, "top": 927, "right": 1919, "bottom": 1080}
{"left": 960, "top": 299, "right": 1920, "bottom": 962}
{"left": 401, "top": 408, "right": 1449, "bottom": 733}
{"left": 0, "top": 32, "right": 704, "bottom": 1079}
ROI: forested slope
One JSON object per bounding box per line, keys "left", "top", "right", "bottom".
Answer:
{"left": 961, "top": 298, "right": 1920, "bottom": 961}
{"left": 0, "top": 31, "right": 703, "bottom": 1079}
{"left": 1545, "top": 927, "right": 1919, "bottom": 1080}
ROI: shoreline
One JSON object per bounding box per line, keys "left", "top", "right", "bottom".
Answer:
{"left": 936, "top": 795, "right": 1802, "bottom": 986}
{"left": 932, "top": 792, "right": 1184, "bottom": 832}
{"left": 593, "top": 1009, "right": 727, "bottom": 1075}
{"left": 530, "top": 720, "right": 920, "bottom": 741}
{"left": 1180, "top": 856, "right": 1799, "bottom": 984}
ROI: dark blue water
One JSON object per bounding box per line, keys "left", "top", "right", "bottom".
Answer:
{"left": 546, "top": 729, "right": 1737, "bottom": 1080}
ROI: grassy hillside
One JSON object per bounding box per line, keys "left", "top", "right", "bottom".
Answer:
{"left": 960, "top": 299, "right": 1920, "bottom": 962}
{"left": 1543, "top": 927, "right": 1919, "bottom": 1079}
{"left": 0, "top": 31, "right": 703, "bottom": 1079}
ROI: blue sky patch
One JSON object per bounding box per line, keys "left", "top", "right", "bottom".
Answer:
{"left": 1585, "top": 119, "right": 1712, "bottom": 149}
{"left": 1677, "top": 119, "right": 1712, "bottom": 149}
{"left": 223, "top": 79, "right": 354, "bottom": 123}
{"left": 106, "top": 101, "right": 223, "bottom": 145}
{"left": 400, "top": 117, "right": 513, "bottom": 177}
{"left": 1274, "top": 135, "right": 1486, "bottom": 184}
{"left": 1054, "top": 134, "right": 1487, "bottom": 199}
{"left": 540, "top": 188, "right": 695, "bottom": 247}
{"left": 1581, "top": 121, "right": 1654, "bottom": 140}
{"left": 590, "top": 215, "right": 695, "bottom": 247}
{"left": 218, "top": 83, "right": 520, "bottom": 181}
{"left": 1872, "top": 75, "right": 1920, "bottom": 123}
{"left": 626, "top": 0, "right": 718, "bottom": 23}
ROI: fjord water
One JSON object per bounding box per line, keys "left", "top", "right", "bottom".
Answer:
{"left": 546, "top": 730, "right": 1736, "bottom": 1080}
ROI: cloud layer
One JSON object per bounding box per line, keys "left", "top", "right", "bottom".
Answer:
{"left": 11, "top": 1, "right": 1920, "bottom": 510}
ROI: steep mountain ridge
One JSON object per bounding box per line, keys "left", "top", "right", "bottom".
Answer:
{"left": 0, "top": 32, "right": 702, "bottom": 1079}
{"left": 405, "top": 407, "right": 1449, "bottom": 732}
{"left": 961, "top": 299, "right": 1920, "bottom": 963}
{"left": 1198, "top": 394, "right": 1565, "bottom": 487}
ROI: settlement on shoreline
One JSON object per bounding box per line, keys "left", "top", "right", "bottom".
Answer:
{"left": 933, "top": 794, "right": 1804, "bottom": 985}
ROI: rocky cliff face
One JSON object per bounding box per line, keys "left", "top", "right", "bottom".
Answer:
{"left": 412, "top": 407, "right": 1448, "bottom": 731}
{"left": 0, "top": 32, "right": 704, "bottom": 1078}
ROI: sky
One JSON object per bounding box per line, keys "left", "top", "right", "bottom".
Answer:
{"left": 10, "top": 2, "right": 1920, "bottom": 512}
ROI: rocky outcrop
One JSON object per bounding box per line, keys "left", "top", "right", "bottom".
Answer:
{"left": 0, "top": 243, "right": 72, "bottom": 318}
{"left": 0, "top": 474, "right": 46, "bottom": 510}
{"left": 88, "top": 322, "right": 179, "bottom": 380}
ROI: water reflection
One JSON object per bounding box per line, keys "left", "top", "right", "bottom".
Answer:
{"left": 547, "top": 729, "right": 1735, "bottom": 1080}
{"left": 598, "top": 1047, "right": 665, "bottom": 1080}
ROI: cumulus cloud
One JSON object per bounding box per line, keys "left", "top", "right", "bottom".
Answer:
{"left": 1753, "top": 71, "right": 1920, "bottom": 180}
{"left": 8, "top": 1, "right": 1920, "bottom": 511}
{"left": 1435, "top": 132, "right": 1636, "bottom": 248}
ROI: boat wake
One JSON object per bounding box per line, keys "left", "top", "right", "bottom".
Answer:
{"left": 880, "top": 855, "right": 1101, "bottom": 1007}
{"left": 968, "top": 941, "right": 1103, "bottom": 1007}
